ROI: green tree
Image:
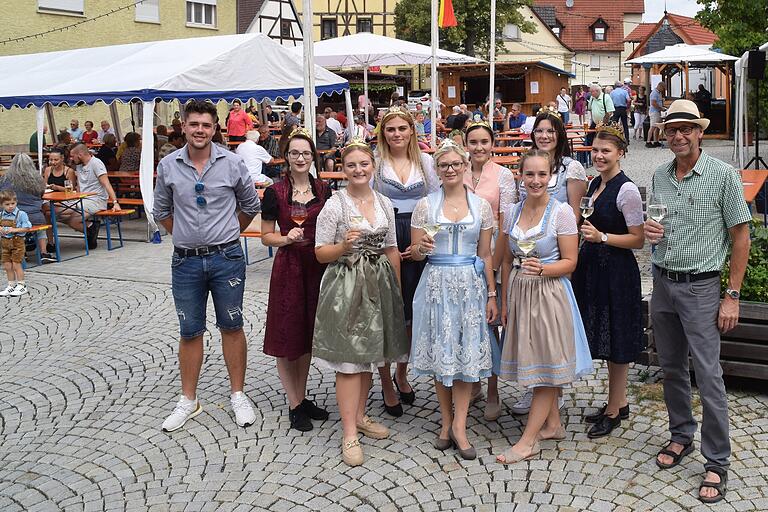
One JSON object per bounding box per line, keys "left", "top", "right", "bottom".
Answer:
{"left": 695, "top": 0, "right": 767, "bottom": 56}
{"left": 394, "top": 0, "right": 536, "bottom": 57}
{"left": 696, "top": 0, "right": 768, "bottom": 136}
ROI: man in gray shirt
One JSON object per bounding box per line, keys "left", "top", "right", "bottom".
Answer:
{"left": 153, "top": 99, "right": 260, "bottom": 432}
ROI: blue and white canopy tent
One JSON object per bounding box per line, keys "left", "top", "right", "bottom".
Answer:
{"left": 0, "top": 33, "right": 350, "bottom": 239}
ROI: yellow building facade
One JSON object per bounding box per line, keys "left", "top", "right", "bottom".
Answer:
{"left": 1, "top": 0, "right": 237, "bottom": 146}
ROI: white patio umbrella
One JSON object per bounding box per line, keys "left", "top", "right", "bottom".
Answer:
{"left": 624, "top": 43, "right": 738, "bottom": 65}
{"left": 295, "top": 32, "right": 481, "bottom": 141}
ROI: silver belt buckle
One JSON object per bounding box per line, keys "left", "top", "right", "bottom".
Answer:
{"left": 197, "top": 246, "right": 212, "bottom": 256}
{"left": 667, "top": 270, "right": 680, "bottom": 282}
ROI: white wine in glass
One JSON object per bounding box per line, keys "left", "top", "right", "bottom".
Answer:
{"left": 517, "top": 239, "right": 536, "bottom": 257}
{"left": 647, "top": 204, "right": 667, "bottom": 223}
{"left": 422, "top": 224, "right": 441, "bottom": 255}
{"left": 579, "top": 196, "right": 594, "bottom": 219}
{"left": 349, "top": 214, "right": 365, "bottom": 228}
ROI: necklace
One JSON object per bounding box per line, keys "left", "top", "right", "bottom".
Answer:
{"left": 292, "top": 183, "right": 311, "bottom": 196}
{"left": 347, "top": 190, "right": 372, "bottom": 206}
{"left": 471, "top": 164, "right": 483, "bottom": 186}
{"left": 392, "top": 158, "right": 411, "bottom": 182}
{"left": 444, "top": 199, "right": 465, "bottom": 213}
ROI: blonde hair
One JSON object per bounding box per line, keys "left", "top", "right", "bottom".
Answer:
{"left": 519, "top": 149, "right": 552, "bottom": 174}
{"left": 433, "top": 143, "right": 469, "bottom": 168}
{"left": 376, "top": 108, "right": 424, "bottom": 180}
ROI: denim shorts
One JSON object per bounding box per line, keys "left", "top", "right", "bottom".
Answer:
{"left": 170, "top": 243, "right": 247, "bottom": 339}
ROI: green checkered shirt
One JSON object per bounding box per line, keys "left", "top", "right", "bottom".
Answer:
{"left": 651, "top": 152, "right": 752, "bottom": 273}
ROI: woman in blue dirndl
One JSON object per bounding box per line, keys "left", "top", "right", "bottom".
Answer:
{"left": 410, "top": 141, "right": 498, "bottom": 460}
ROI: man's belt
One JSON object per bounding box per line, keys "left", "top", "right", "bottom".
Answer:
{"left": 654, "top": 265, "right": 720, "bottom": 283}
{"left": 174, "top": 239, "right": 240, "bottom": 257}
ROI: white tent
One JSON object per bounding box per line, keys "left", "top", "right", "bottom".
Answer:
{"left": 294, "top": 32, "right": 481, "bottom": 143}
{"left": 625, "top": 44, "right": 739, "bottom": 66}
{"left": 733, "top": 42, "right": 768, "bottom": 168}
{"left": 0, "top": 33, "right": 349, "bottom": 237}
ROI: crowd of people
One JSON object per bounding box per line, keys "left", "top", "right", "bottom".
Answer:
{"left": 149, "top": 97, "right": 750, "bottom": 504}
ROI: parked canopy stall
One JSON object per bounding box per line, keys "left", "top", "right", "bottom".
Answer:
{"left": 0, "top": 33, "right": 350, "bottom": 239}
{"left": 625, "top": 43, "right": 738, "bottom": 137}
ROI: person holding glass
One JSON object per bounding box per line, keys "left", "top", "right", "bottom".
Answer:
{"left": 571, "top": 124, "right": 645, "bottom": 438}
{"left": 409, "top": 140, "right": 498, "bottom": 460}
{"left": 313, "top": 139, "right": 409, "bottom": 467}
{"left": 496, "top": 149, "right": 592, "bottom": 463}
{"left": 463, "top": 121, "right": 516, "bottom": 420}
{"left": 373, "top": 106, "right": 440, "bottom": 416}
{"left": 512, "top": 108, "right": 588, "bottom": 416}
{"left": 261, "top": 128, "right": 332, "bottom": 432}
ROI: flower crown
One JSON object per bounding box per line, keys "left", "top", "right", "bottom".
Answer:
{"left": 595, "top": 122, "right": 627, "bottom": 144}
{"left": 381, "top": 105, "right": 414, "bottom": 124}
{"left": 289, "top": 127, "right": 313, "bottom": 140}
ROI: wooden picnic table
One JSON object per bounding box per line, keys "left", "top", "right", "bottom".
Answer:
{"left": 491, "top": 155, "right": 520, "bottom": 167}
{"left": 492, "top": 146, "right": 528, "bottom": 155}
{"left": 742, "top": 169, "right": 768, "bottom": 203}
{"left": 42, "top": 190, "right": 97, "bottom": 262}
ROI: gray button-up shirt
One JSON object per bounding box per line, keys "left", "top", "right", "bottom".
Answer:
{"left": 153, "top": 143, "right": 260, "bottom": 249}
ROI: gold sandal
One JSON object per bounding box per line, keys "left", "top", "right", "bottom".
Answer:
{"left": 342, "top": 437, "right": 363, "bottom": 466}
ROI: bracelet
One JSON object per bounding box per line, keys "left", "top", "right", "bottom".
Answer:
{"left": 487, "top": 290, "right": 497, "bottom": 298}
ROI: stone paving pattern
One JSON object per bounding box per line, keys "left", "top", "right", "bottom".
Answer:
{"left": 2, "top": 141, "right": 767, "bottom": 511}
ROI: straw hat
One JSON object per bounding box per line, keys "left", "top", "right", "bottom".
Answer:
{"left": 658, "top": 99, "right": 710, "bottom": 131}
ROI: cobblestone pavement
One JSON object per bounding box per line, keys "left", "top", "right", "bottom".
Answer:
{"left": 2, "top": 141, "right": 767, "bottom": 512}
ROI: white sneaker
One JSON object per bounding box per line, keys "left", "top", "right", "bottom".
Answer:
{"left": 162, "top": 395, "right": 202, "bottom": 432}
{"left": 0, "top": 285, "right": 14, "bottom": 297}
{"left": 9, "top": 284, "right": 27, "bottom": 296}
{"left": 510, "top": 390, "right": 566, "bottom": 415}
{"left": 230, "top": 391, "right": 256, "bottom": 427}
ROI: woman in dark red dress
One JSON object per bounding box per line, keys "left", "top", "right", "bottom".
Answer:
{"left": 261, "top": 128, "right": 331, "bottom": 432}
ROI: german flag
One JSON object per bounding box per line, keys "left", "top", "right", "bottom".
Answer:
{"left": 438, "top": 0, "right": 458, "bottom": 28}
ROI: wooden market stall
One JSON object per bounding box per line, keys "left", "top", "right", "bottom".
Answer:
{"left": 437, "top": 61, "right": 573, "bottom": 116}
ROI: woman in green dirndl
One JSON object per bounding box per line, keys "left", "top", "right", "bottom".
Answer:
{"left": 313, "top": 139, "right": 409, "bottom": 467}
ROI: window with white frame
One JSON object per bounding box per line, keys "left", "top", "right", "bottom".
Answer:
{"left": 593, "top": 26, "right": 606, "bottom": 41}
{"left": 38, "top": 0, "right": 84, "bottom": 15}
{"left": 552, "top": 27, "right": 561, "bottom": 37}
{"left": 186, "top": 0, "right": 216, "bottom": 27}
{"left": 590, "top": 54, "right": 600, "bottom": 70}
{"left": 136, "top": 0, "right": 160, "bottom": 23}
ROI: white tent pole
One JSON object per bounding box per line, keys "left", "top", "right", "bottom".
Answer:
{"left": 302, "top": 0, "right": 316, "bottom": 145}
{"left": 140, "top": 100, "right": 159, "bottom": 240}
{"left": 364, "top": 64, "right": 369, "bottom": 116}
{"left": 488, "top": 0, "right": 497, "bottom": 121}
{"left": 35, "top": 107, "right": 45, "bottom": 172}
{"left": 430, "top": 0, "right": 438, "bottom": 148}
{"left": 344, "top": 90, "right": 355, "bottom": 140}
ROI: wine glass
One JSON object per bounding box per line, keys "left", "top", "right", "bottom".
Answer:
{"left": 422, "top": 223, "right": 441, "bottom": 255}
{"left": 64, "top": 180, "right": 73, "bottom": 193}
{"left": 646, "top": 193, "right": 668, "bottom": 244}
{"left": 579, "top": 196, "right": 594, "bottom": 221}
{"left": 290, "top": 202, "right": 308, "bottom": 242}
{"left": 516, "top": 234, "right": 540, "bottom": 266}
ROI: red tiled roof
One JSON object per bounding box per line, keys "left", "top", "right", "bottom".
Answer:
{"left": 533, "top": 0, "right": 645, "bottom": 52}
{"left": 665, "top": 13, "right": 717, "bottom": 45}
{"left": 627, "top": 13, "right": 718, "bottom": 59}
{"left": 624, "top": 23, "right": 655, "bottom": 43}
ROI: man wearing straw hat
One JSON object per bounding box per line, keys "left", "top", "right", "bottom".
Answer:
{"left": 644, "top": 99, "right": 751, "bottom": 504}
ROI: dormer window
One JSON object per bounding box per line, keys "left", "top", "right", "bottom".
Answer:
{"left": 552, "top": 20, "right": 563, "bottom": 38}
{"left": 590, "top": 18, "right": 608, "bottom": 42}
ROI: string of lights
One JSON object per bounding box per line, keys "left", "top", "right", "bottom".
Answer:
{"left": 1, "top": 0, "right": 145, "bottom": 46}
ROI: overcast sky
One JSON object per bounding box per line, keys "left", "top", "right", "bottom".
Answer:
{"left": 643, "top": 0, "right": 702, "bottom": 22}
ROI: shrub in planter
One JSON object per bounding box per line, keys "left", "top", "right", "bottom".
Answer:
{"left": 721, "top": 220, "right": 768, "bottom": 303}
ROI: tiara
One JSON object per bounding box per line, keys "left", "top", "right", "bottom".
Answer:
{"left": 467, "top": 120, "right": 492, "bottom": 131}
{"left": 343, "top": 137, "right": 370, "bottom": 150}
{"left": 381, "top": 105, "right": 413, "bottom": 124}
{"left": 537, "top": 105, "right": 558, "bottom": 116}
{"left": 289, "top": 127, "right": 313, "bottom": 140}
{"left": 595, "top": 122, "right": 627, "bottom": 144}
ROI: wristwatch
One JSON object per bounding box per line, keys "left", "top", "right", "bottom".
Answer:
{"left": 600, "top": 233, "right": 608, "bottom": 243}
{"left": 725, "top": 288, "right": 740, "bottom": 300}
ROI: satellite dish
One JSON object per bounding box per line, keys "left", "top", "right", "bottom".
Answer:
{"left": 565, "top": 0, "right": 574, "bottom": 8}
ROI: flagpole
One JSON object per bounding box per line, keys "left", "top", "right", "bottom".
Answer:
{"left": 430, "top": 0, "right": 438, "bottom": 148}
{"left": 302, "top": 0, "right": 316, "bottom": 146}
{"left": 488, "top": 0, "right": 496, "bottom": 125}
